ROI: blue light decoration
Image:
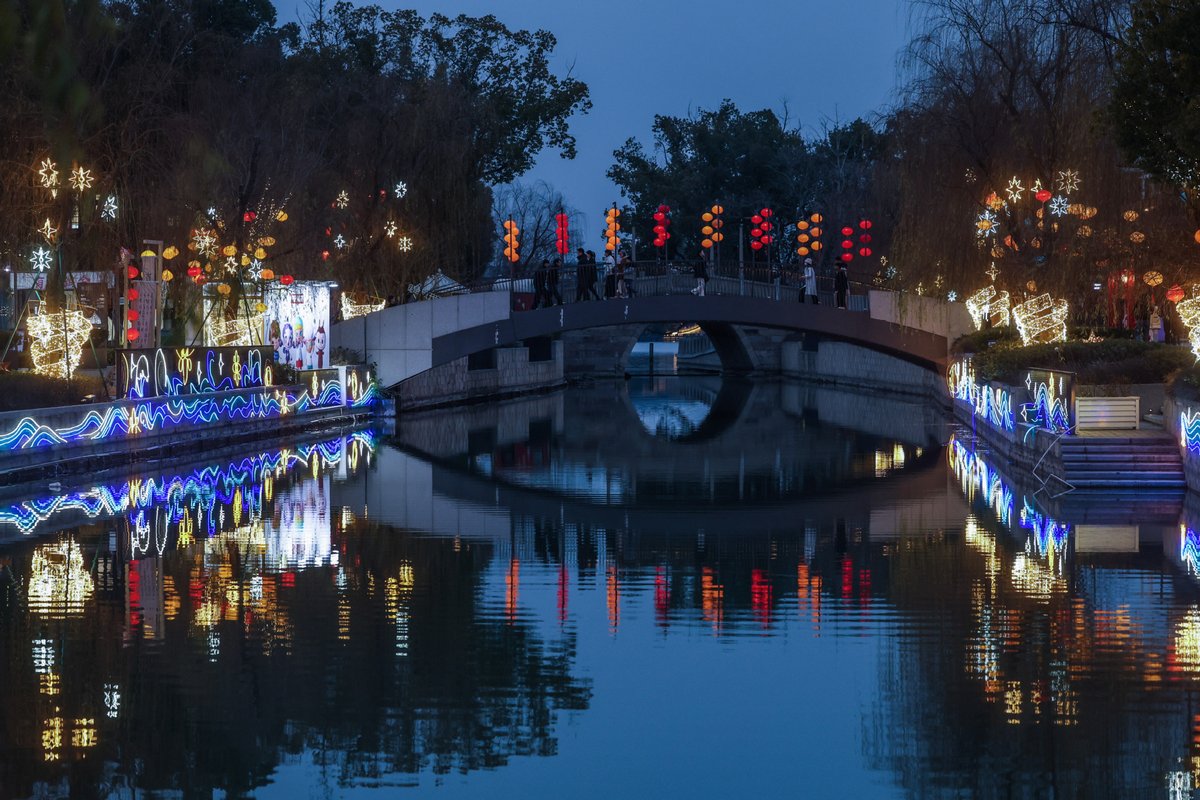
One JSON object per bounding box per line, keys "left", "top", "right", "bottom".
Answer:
{"left": 947, "top": 357, "right": 1015, "bottom": 433}
{"left": 0, "top": 431, "right": 376, "bottom": 538}
{"left": 1018, "top": 369, "right": 1073, "bottom": 434}
{"left": 0, "top": 362, "right": 375, "bottom": 455}
{"left": 1180, "top": 408, "right": 1200, "bottom": 453}
{"left": 119, "top": 346, "right": 273, "bottom": 400}
{"left": 1018, "top": 498, "right": 1070, "bottom": 558}
{"left": 1179, "top": 525, "right": 1200, "bottom": 576}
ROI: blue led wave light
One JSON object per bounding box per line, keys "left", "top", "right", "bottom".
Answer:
{"left": 120, "top": 346, "right": 273, "bottom": 400}
{"left": 0, "top": 371, "right": 376, "bottom": 455}
{"left": 947, "top": 358, "right": 1015, "bottom": 433}
{"left": 0, "top": 431, "right": 377, "bottom": 537}
{"left": 1180, "top": 409, "right": 1200, "bottom": 454}
{"left": 948, "top": 436, "right": 1015, "bottom": 527}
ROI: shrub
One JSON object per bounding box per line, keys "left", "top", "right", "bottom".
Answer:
{"left": 0, "top": 372, "right": 109, "bottom": 412}
{"left": 970, "top": 340, "right": 1192, "bottom": 385}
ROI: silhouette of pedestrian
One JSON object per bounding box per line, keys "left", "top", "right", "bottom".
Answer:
{"left": 803, "top": 258, "right": 817, "bottom": 304}
{"left": 533, "top": 258, "right": 550, "bottom": 308}
{"left": 835, "top": 263, "right": 849, "bottom": 309}
{"left": 585, "top": 251, "right": 601, "bottom": 300}
{"left": 548, "top": 258, "right": 564, "bottom": 305}
{"left": 692, "top": 257, "right": 708, "bottom": 296}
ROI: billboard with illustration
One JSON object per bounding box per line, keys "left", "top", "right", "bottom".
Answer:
{"left": 263, "top": 282, "right": 331, "bottom": 370}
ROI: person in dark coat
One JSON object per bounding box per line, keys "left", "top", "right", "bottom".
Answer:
{"left": 691, "top": 257, "right": 709, "bottom": 296}
{"left": 533, "top": 259, "right": 549, "bottom": 308}
{"left": 835, "top": 263, "right": 849, "bottom": 309}
{"left": 548, "top": 257, "right": 564, "bottom": 305}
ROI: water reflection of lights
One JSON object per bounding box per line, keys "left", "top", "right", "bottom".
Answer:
{"left": 1173, "top": 609, "right": 1200, "bottom": 672}
{"left": 28, "top": 538, "right": 95, "bottom": 617}
{"left": 948, "top": 437, "right": 1014, "bottom": 527}
{"left": 1181, "top": 526, "right": 1200, "bottom": 576}
{"left": 1010, "top": 553, "right": 1065, "bottom": 601}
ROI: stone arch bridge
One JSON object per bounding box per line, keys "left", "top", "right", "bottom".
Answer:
{"left": 331, "top": 282, "right": 972, "bottom": 390}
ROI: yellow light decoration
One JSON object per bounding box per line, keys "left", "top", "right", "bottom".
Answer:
{"left": 163, "top": 246, "right": 179, "bottom": 260}
{"left": 254, "top": 247, "right": 267, "bottom": 260}
{"left": 1176, "top": 297, "right": 1200, "bottom": 358}
{"left": 340, "top": 294, "right": 385, "bottom": 320}
{"left": 965, "top": 286, "right": 1011, "bottom": 330}
{"left": 69, "top": 166, "right": 94, "bottom": 192}
{"left": 1012, "top": 293, "right": 1069, "bottom": 345}
{"left": 1130, "top": 231, "right": 1146, "bottom": 243}
{"left": 217, "top": 283, "right": 232, "bottom": 296}
{"left": 1123, "top": 210, "right": 1139, "bottom": 222}
{"left": 27, "top": 309, "right": 92, "bottom": 380}
{"left": 39, "top": 218, "right": 58, "bottom": 243}
{"left": 259, "top": 268, "right": 274, "bottom": 281}
{"left": 276, "top": 210, "right": 288, "bottom": 222}
{"left": 162, "top": 269, "right": 173, "bottom": 282}
{"left": 28, "top": 538, "right": 94, "bottom": 618}
{"left": 1174, "top": 608, "right": 1200, "bottom": 673}
{"left": 260, "top": 236, "right": 276, "bottom": 247}
{"left": 1144, "top": 271, "right": 1164, "bottom": 287}
{"left": 222, "top": 244, "right": 237, "bottom": 257}
{"left": 38, "top": 158, "right": 59, "bottom": 196}
{"left": 208, "top": 314, "right": 257, "bottom": 347}
{"left": 255, "top": 302, "right": 267, "bottom": 313}
{"left": 1077, "top": 225, "right": 1093, "bottom": 238}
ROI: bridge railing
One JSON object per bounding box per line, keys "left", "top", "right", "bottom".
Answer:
{"left": 474, "top": 261, "right": 872, "bottom": 312}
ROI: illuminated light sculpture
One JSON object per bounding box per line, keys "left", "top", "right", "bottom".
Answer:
{"left": 947, "top": 357, "right": 1015, "bottom": 432}
{"left": 1048, "top": 196, "right": 1069, "bottom": 217}
{"left": 385, "top": 219, "right": 397, "bottom": 238}
{"left": 1012, "top": 294, "right": 1069, "bottom": 345}
{"left": 340, "top": 294, "right": 385, "bottom": 320}
{"left": 38, "top": 158, "right": 59, "bottom": 197}
{"left": 101, "top": 195, "right": 118, "bottom": 220}
{"left": 397, "top": 236, "right": 413, "bottom": 252}
{"left": 30, "top": 246, "right": 53, "bottom": 273}
{"left": 702, "top": 204, "right": 725, "bottom": 252}
{"left": 1021, "top": 370, "right": 1073, "bottom": 433}
{"left": 39, "top": 218, "right": 58, "bottom": 243}
{"left": 333, "top": 234, "right": 347, "bottom": 250}
{"left": 28, "top": 538, "right": 95, "bottom": 617}
{"left": 335, "top": 190, "right": 350, "bottom": 209}
{"left": 502, "top": 219, "right": 520, "bottom": 263}
{"left": 965, "top": 285, "right": 1012, "bottom": 330}
{"left": 1056, "top": 169, "right": 1080, "bottom": 194}
{"left": 69, "top": 165, "right": 93, "bottom": 192}
{"left": 1176, "top": 297, "right": 1200, "bottom": 358}
{"left": 1005, "top": 177, "right": 1025, "bottom": 203}
{"left": 192, "top": 228, "right": 217, "bottom": 259}
{"left": 207, "top": 314, "right": 257, "bottom": 348}
{"left": 27, "top": 308, "right": 92, "bottom": 379}
{"left": 394, "top": 181, "right": 408, "bottom": 198}
{"left": 976, "top": 209, "right": 998, "bottom": 238}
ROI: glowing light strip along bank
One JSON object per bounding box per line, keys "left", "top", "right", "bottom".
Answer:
{"left": 0, "top": 431, "right": 376, "bottom": 536}
{"left": 120, "top": 346, "right": 272, "bottom": 400}
{"left": 0, "top": 369, "right": 375, "bottom": 455}
{"left": 1180, "top": 408, "right": 1200, "bottom": 453}
{"left": 947, "top": 358, "right": 1015, "bottom": 432}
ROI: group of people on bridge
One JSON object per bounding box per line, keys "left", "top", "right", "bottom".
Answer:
{"left": 524, "top": 251, "right": 853, "bottom": 310}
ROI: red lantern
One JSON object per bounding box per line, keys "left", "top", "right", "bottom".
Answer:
{"left": 1167, "top": 284, "right": 1186, "bottom": 303}
{"left": 842, "top": 239, "right": 854, "bottom": 249}
{"left": 280, "top": 274, "right": 295, "bottom": 286}
{"left": 127, "top": 309, "right": 139, "bottom": 322}
{"left": 186, "top": 264, "right": 201, "bottom": 278}
{"left": 555, "top": 211, "right": 570, "bottom": 255}
{"left": 128, "top": 288, "right": 139, "bottom": 301}
{"left": 751, "top": 228, "right": 763, "bottom": 238}
{"left": 653, "top": 212, "right": 665, "bottom": 222}
{"left": 761, "top": 221, "right": 772, "bottom": 232}
{"left": 1036, "top": 189, "right": 1052, "bottom": 203}
{"left": 653, "top": 238, "right": 665, "bottom": 248}
{"left": 127, "top": 264, "right": 140, "bottom": 280}
{"left": 859, "top": 234, "right": 872, "bottom": 244}
{"left": 658, "top": 204, "right": 670, "bottom": 213}
{"left": 243, "top": 211, "right": 257, "bottom": 223}
{"left": 842, "top": 226, "right": 854, "bottom": 237}
{"left": 858, "top": 220, "right": 873, "bottom": 230}
{"left": 859, "top": 247, "right": 872, "bottom": 257}
{"left": 840, "top": 252, "right": 853, "bottom": 262}
{"left": 761, "top": 208, "right": 773, "bottom": 218}
{"left": 126, "top": 328, "right": 140, "bottom": 342}
{"left": 321, "top": 250, "right": 331, "bottom": 261}
{"left": 750, "top": 240, "right": 763, "bottom": 251}
{"left": 654, "top": 225, "right": 666, "bottom": 235}
{"left": 762, "top": 235, "right": 773, "bottom": 245}
{"left": 751, "top": 215, "right": 763, "bottom": 225}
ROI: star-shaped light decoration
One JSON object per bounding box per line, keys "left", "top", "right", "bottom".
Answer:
{"left": 39, "top": 219, "right": 58, "bottom": 243}
{"left": 333, "top": 234, "right": 347, "bottom": 250}
{"left": 1031, "top": 178, "right": 1044, "bottom": 194}
{"left": 1048, "top": 196, "right": 1070, "bottom": 217}
{"left": 192, "top": 228, "right": 218, "bottom": 258}
{"left": 394, "top": 181, "right": 408, "bottom": 198}
{"left": 986, "top": 262, "right": 1001, "bottom": 283}
{"left": 224, "top": 256, "right": 239, "bottom": 274}
{"left": 385, "top": 220, "right": 397, "bottom": 238}
{"left": 976, "top": 209, "right": 998, "bottom": 238}
{"left": 38, "top": 159, "right": 59, "bottom": 197}
{"left": 1056, "top": 169, "right": 1080, "bottom": 194}
{"left": 69, "top": 166, "right": 93, "bottom": 192}
{"left": 335, "top": 190, "right": 349, "bottom": 209}
{"left": 30, "top": 246, "right": 53, "bottom": 273}
{"left": 1005, "top": 177, "right": 1025, "bottom": 203}
{"left": 947, "top": 290, "right": 958, "bottom": 302}
{"left": 206, "top": 206, "right": 218, "bottom": 218}
{"left": 101, "top": 195, "right": 118, "bottom": 221}
{"left": 397, "top": 236, "right": 413, "bottom": 252}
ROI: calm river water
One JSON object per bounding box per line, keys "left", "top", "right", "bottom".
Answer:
{"left": 3, "top": 377, "right": 1200, "bottom": 799}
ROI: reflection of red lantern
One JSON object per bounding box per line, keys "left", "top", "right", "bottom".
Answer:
{"left": 1167, "top": 284, "right": 1186, "bottom": 303}
{"left": 126, "top": 328, "right": 139, "bottom": 342}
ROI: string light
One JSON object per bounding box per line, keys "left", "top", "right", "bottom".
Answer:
{"left": 69, "top": 165, "right": 93, "bottom": 192}
{"left": 27, "top": 309, "right": 92, "bottom": 379}
{"left": 30, "top": 247, "right": 53, "bottom": 273}
{"left": 335, "top": 190, "right": 349, "bottom": 209}
{"left": 28, "top": 538, "right": 94, "bottom": 617}
{"left": 1012, "top": 294, "right": 1069, "bottom": 345}
{"left": 340, "top": 295, "right": 385, "bottom": 320}
{"left": 1177, "top": 297, "right": 1200, "bottom": 358}
{"left": 966, "top": 285, "right": 1011, "bottom": 330}
{"left": 38, "top": 159, "right": 59, "bottom": 196}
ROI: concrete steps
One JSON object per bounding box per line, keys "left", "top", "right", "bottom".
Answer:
{"left": 1055, "top": 435, "right": 1185, "bottom": 489}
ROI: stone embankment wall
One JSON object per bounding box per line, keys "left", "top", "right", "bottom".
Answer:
{"left": 782, "top": 340, "right": 947, "bottom": 401}
{"left": 396, "top": 341, "right": 564, "bottom": 410}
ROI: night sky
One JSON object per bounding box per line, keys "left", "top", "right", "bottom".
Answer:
{"left": 278, "top": 0, "right": 910, "bottom": 238}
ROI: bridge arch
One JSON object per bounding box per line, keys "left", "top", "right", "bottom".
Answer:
{"left": 331, "top": 289, "right": 969, "bottom": 390}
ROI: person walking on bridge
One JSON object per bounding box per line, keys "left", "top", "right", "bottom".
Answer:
{"left": 803, "top": 258, "right": 817, "bottom": 304}
{"left": 533, "top": 258, "right": 550, "bottom": 309}
{"left": 691, "top": 257, "right": 709, "bottom": 297}
{"left": 548, "top": 257, "right": 564, "bottom": 305}
{"left": 585, "top": 251, "right": 601, "bottom": 300}
{"left": 835, "top": 263, "right": 849, "bottom": 309}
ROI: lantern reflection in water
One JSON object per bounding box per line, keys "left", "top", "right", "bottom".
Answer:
{"left": 28, "top": 538, "right": 95, "bottom": 618}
